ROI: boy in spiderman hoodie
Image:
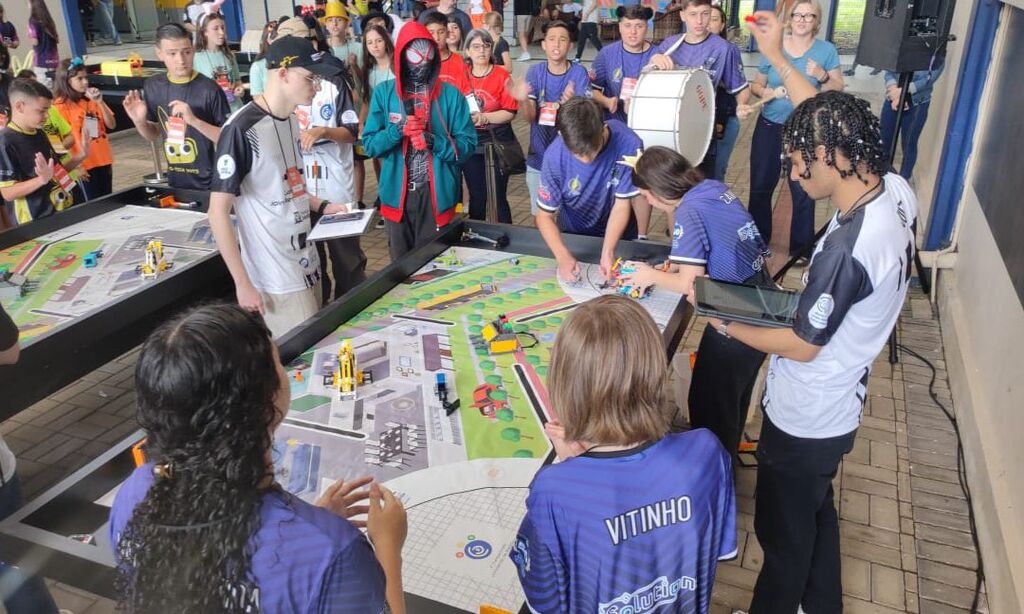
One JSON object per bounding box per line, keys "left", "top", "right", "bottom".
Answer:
{"left": 362, "top": 21, "right": 476, "bottom": 261}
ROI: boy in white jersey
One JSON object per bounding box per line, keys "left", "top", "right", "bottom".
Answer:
{"left": 209, "top": 37, "right": 353, "bottom": 339}
{"left": 697, "top": 62, "right": 919, "bottom": 611}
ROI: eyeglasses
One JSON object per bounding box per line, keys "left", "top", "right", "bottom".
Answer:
{"left": 297, "top": 72, "right": 322, "bottom": 86}
{"left": 468, "top": 43, "right": 493, "bottom": 51}
{"left": 791, "top": 12, "right": 817, "bottom": 21}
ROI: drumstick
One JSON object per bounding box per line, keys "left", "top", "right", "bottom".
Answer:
{"left": 641, "top": 33, "right": 687, "bottom": 74}
{"left": 748, "top": 86, "right": 787, "bottom": 109}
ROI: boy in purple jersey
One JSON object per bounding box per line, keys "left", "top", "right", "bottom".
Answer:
{"left": 590, "top": 6, "right": 655, "bottom": 124}
{"left": 509, "top": 20, "right": 592, "bottom": 215}
{"left": 534, "top": 97, "right": 642, "bottom": 282}
{"left": 511, "top": 295, "right": 736, "bottom": 614}
{"left": 646, "top": 0, "right": 750, "bottom": 107}
{"left": 621, "top": 146, "right": 770, "bottom": 463}
{"left": 109, "top": 303, "right": 408, "bottom": 614}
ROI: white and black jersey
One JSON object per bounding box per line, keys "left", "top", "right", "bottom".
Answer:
{"left": 765, "top": 173, "right": 918, "bottom": 438}
{"left": 297, "top": 73, "right": 360, "bottom": 203}
{"left": 211, "top": 103, "right": 320, "bottom": 295}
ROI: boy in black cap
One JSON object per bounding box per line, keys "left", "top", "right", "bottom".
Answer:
{"left": 208, "top": 37, "right": 354, "bottom": 339}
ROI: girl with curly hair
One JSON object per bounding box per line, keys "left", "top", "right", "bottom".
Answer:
{"left": 110, "top": 303, "right": 408, "bottom": 613}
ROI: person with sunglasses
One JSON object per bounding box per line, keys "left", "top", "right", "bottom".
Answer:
{"left": 742, "top": 0, "right": 843, "bottom": 264}
{"left": 207, "top": 37, "right": 353, "bottom": 339}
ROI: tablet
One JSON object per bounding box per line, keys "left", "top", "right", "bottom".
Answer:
{"left": 695, "top": 277, "right": 801, "bottom": 328}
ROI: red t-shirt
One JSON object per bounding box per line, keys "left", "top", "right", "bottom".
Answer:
{"left": 439, "top": 52, "right": 471, "bottom": 94}
{"left": 466, "top": 65, "right": 518, "bottom": 139}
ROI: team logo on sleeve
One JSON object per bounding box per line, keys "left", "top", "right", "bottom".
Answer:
{"left": 737, "top": 221, "right": 759, "bottom": 242}
{"left": 341, "top": 109, "right": 359, "bottom": 124}
{"left": 537, "top": 183, "right": 551, "bottom": 202}
{"left": 510, "top": 536, "right": 531, "bottom": 575}
{"left": 808, "top": 293, "right": 835, "bottom": 330}
{"left": 672, "top": 223, "right": 683, "bottom": 243}
{"left": 217, "top": 154, "right": 237, "bottom": 179}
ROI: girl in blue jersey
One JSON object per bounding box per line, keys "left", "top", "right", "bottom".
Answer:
{"left": 622, "top": 146, "right": 771, "bottom": 462}
{"left": 109, "top": 303, "right": 408, "bottom": 614}
{"left": 512, "top": 295, "right": 736, "bottom": 614}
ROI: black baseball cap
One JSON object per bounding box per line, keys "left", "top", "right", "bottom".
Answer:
{"left": 265, "top": 36, "right": 342, "bottom": 77}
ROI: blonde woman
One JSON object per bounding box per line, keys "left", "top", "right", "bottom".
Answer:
{"left": 744, "top": 0, "right": 843, "bottom": 262}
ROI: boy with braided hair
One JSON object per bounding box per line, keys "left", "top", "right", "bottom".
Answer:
{"left": 709, "top": 15, "right": 919, "bottom": 612}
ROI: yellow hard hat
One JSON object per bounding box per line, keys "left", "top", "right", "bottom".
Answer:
{"left": 323, "top": 2, "right": 349, "bottom": 20}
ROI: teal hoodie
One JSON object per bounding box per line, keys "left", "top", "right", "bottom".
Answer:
{"left": 361, "top": 22, "right": 477, "bottom": 226}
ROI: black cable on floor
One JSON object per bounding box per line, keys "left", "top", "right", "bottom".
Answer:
{"left": 897, "top": 344, "right": 985, "bottom": 612}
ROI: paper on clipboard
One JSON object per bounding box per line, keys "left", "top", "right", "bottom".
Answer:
{"left": 308, "top": 209, "right": 377, "bottom": 241}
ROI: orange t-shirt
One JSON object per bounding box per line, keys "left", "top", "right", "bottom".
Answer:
{"left": 53, "top": 97, "right": 113, "bottom": 170}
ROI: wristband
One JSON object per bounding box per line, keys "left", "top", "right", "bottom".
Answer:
{"left": 317, "top": 199, "right": 329, "bottom": 215}
{"left": 820, "top": 71, "right": 830, "bottom": 84}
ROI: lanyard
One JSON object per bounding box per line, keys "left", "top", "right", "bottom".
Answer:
{"left": 257, "top": 96, "right": 298, "bottom": 179}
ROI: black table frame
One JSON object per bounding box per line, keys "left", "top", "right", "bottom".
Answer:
{"left": 0, "top": 219, "right": 692, "bottom": 612}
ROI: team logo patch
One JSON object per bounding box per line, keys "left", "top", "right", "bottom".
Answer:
{"left": 737, "top": 221, "right": 758, "bottom": 242}
{"left": 319, "top": 103, "right": 335, "bottom": 120}
{"left": 568, "top": 176, "right": 582, "bottom": 197}
{"left": 808, "top": 293, "right": 835, "bottom": 330}
{"left": 612, "top": 67, "right": 623, "bottom": 82}
{"left": 510, "top": 536, "right": 531, "bottom": 575}
{"left": 388, "top": 112, "right": 403, "bottom": 124}
{"left": 341, "top": 109, "right": 359, "bottom": 124}
{"left": 217, "top": 154, "right": 236, "bottom": 179}
{"left": 673, "top": 223, "right": 684, "bottom": 240}
{"left": 537, "top": 183, "right": 551, "bottom": 202}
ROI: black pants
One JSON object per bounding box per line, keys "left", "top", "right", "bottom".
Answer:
{"left": 749, "top": 116, "right": 816, "bottom": 256}
{"left": 750, "top": 415, "right": 857, "bottom": 614}
{"left": 386, "top": 185, "right": 441, "bottom": 262}
{"left": 464, "top": 144, "right": 512, "bottom": 223}
{"left": 312, "top": 211, "right": 368, "bottom": 304}
{"left": 575, "top": 22, "right": 602, "bottom": 60}
{"left": 688, "top": 322, "right": 766, "bottom": 461}
{"left": 82, "top": 164, "right": 113, "bottom": 201}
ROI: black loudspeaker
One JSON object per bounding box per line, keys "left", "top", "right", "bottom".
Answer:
{"left": 854, "top": 0, "right": 956, "bottom": 73}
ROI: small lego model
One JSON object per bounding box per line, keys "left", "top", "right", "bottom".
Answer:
{"left": 83, "top": 249, "right": 103, "bottom": 268}
{"left": 325, "top": 339, "right": 373, "bottom": 399}
{"left": 607, "top": 258, "right": 665, "bottom": 300}
{"left": 138, "top": 239, "right": 172, "bottom": 279}
{"left": 480, "top": 314, "right": 520, "bottom": 354}
{"left": 436, "top": 251, "right": 463, "bottom": 268}
{"left": 435, "top": 372, "right": 459, "bottom": 415}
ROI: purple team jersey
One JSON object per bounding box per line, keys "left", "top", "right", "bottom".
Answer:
{"left": 656, "top": 33, "right": 748, "bottom": 94}
{"left": 525, "top": 62, "right": 593, "bottom": 169}
{"left": 511, "top": 430, "right": 737, "bottom": 613}
{"left": 670, "top": 179, "right": 770, "bottom": 283}
{"left": 110, "top": 465, "right": 388, "bottom": 613}
{"left": 536, "top": 119, "right": 642, "bottom": 237}
{"left": 591, "top": 41, "right": 657, "bottom": 123}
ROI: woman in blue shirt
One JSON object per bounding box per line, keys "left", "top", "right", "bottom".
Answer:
{"left": 623, "top": 146, "right": 772, "bottom": 463}
{"left": 745, "top": 0, "right": 843, "bottom": 261}
{"left": 110, "top": 304, "right": 408, "bottom": 614}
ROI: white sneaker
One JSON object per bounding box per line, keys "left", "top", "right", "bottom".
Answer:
{"left": 516, "top": 52, "right": 532, "bottom": 62}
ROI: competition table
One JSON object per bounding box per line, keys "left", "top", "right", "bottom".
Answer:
{"left": 0, "top": 185, "right": 231, "bottom": 418}
{"left": 0, "top": 220, "right": 692, "bottom": 613}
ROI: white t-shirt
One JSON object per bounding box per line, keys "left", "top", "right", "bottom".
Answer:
{"left": 297, "top": 75, "right": 360, "bottom": 204}
{"left": 211, "top": 103, "right": 320, "bottom": 295}
{"left": 765, "top": 173, "right": 919, "bottom": 438}
{"left": 582, "top": 0, "right": 599, "bottom": 24}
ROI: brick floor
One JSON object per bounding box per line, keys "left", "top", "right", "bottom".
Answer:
{"left": 0, "top": 56, "right": 986, "bottom": 613}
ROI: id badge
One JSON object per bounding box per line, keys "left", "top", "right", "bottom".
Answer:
{"left": 466, "top": 94, "right": 481, "bottom": 114}
{"left": 295, "top": 106, "right": 312, "bottom": 131}
{"left": 166, "top": 115, "right": 186, "bottom": 147}
{"left": 285, "top": 166, "right": 308, "bottom": 202}
{"left": 84, "top": 115, "right": 100, "bottom": 139}
{"left": 53, "top": 163, "right": 75, "bottom": 192}
{"left": 620, "top": 77, "right": 638, "bottom": 100}
{"left": 539, "top": 102, "right": 559, "bottom": 127}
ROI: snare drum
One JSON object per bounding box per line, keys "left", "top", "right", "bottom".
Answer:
{"left": 627, "top": 68, "right": 716, "bottom": 165}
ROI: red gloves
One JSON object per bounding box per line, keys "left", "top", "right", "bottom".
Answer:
{"left": 403, "top": 116, "right": 430, "bottom": 151}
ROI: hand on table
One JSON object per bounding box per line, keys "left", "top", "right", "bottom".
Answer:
{"left": 620, "top": 261, "right": 657, "bottom": 293}
{"left": 556, "top": 256, "right": 581, "bottom": 283}
{"left": 368, "top": 482, "right": 407, "bottom": 551}
{"left": 316, "top": 475, "right": 374, "bottom": 527}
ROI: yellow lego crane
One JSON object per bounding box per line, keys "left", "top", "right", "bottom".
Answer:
{"left": 139, "top": 239, "right": 170, "bottom": 279}
{"left": 331, "top": 339, "right": 365, "bottom": 398}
